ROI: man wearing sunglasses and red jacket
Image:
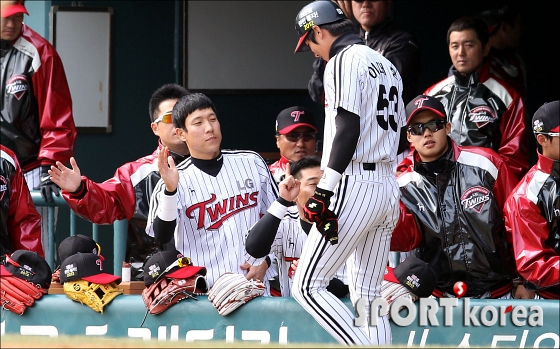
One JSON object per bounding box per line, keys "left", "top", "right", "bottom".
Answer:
{"left": 390, "top": 95, "right": 519, "bottom": 299}
{"left": 48, "top": 84, "right": 189, "bottom": 268}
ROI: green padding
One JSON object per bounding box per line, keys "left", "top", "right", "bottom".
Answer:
{"left": 1, "top": 295, "right": 558, "bottom": 347}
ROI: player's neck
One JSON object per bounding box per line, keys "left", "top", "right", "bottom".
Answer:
{"left": 190, "top": 152, "right": 223, "bottom": 177}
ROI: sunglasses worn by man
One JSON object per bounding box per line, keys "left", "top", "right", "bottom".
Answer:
{"left": 153, "top": 111, "right": 173, "bottom": 124}
{"left": 281, "top": 132, "right": 317, "bottom": 142}
{"left": 407, "top": 120, "right": 447, "bottom": 136}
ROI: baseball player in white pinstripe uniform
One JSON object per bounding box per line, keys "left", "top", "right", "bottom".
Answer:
{"left": 145, "top": 93, "right": 278, "bottom": 289}
{"left": 245, "top": 156, "right": 348, "bottom": 298}
{"left": 292, "top": 1, "right": 405, "bottom": 345}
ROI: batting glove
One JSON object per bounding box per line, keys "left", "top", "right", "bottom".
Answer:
{"left": 303, "top": 187, "right": 333, "bottom": 223}
{"left": 317, "top": 210, "right": 338, "bottom": 245}
{"left": 40, "top": 165, "right": 60, "bottom": 203}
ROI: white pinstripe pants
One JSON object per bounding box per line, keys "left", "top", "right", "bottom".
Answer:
{"left": 292, "top": 163, "right": 400, "bottom": 345}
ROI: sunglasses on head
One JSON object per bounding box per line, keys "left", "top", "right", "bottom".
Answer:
{"left": 407, "top": 120, "right": 447, "bottom": 136}
{"left": 153, "top": 111, "right": 173, "bottom": 124}
{"left": 282, "top": 132, "right": 317, "bottom": 142}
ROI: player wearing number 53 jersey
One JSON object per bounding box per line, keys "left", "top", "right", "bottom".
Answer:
{"left": 146, "top": 93, "right": 278, "bottom": 288}
{"left": 292, "top": 1, "right": 405, "bottom": 345}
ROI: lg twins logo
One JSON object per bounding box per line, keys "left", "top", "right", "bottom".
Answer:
{"left": 186, "top": 180, "right": 259, "bottom": 230}
{"left": 469, "top": 106, "right": 497, "bottom": 128}
{"left": 461, "top": 186, "right": 490, "bottom": 212}
{"left": 6, "top": 75, "right": 29, "bottom": 100}
{"left": 0, "top": 175, "right": 7, "bottom": 200}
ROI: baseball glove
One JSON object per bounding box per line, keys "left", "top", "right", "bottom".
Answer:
{"left": 142, "top": 275, "right": 209, "bottom": 315}
{"left": 63, "top": 279, "right": 123, "bottom": 313}
{"left": 208, "top": 273, "right": 265, "bottom": 316}
{"left": 380, "top": 280, "right": 418, "bottom": 318}
{"left": 0, "top": 276, "right": 44, "bottom": 315}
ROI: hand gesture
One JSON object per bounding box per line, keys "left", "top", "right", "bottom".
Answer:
{"left": 48, "top": 157, "right": 82, "bottom": 194}
{"left": 241, "top": 261, "right": 267, "bottom": 282}
{"left": 278, "top": 163, "right": 300, "bottom": 202}
{"left": 158, "top": 146, "right": 179, "bottom": 192}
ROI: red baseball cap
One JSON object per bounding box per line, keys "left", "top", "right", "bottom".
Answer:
{"left": 1, "top": 1, "right": 29, "bottom": 18}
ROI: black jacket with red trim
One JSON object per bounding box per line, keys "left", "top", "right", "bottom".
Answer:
{"left": 61, "top": 143, "right": 187, "bottom": 263}
{"left": 397, "top": 62, "right": 528, "bottom": 180}
{"left": 0, "top": 145, "right": 43, "bottom": 256}
{"left": 504, "top": 152, "right": 560, "bottom": 299}
{"left": 1, "top": 24, "right": 76, "bottom": 171}
{"left": 390, "top": 140, "right": 518, "bottom": 297}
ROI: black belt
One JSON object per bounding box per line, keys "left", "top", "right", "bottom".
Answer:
{"left": 363, "top": 163, "right": 376, "bottom": 171}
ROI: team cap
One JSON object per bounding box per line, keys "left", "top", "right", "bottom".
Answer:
{"left": 60, "top": 252, "right": 121, "bottom": 284}
{"left": 532, "top": 100, "right": 560, "bottom": 134}
{"left": 294, "top": 0, "right": 347, "bottom": 53}
{"left": 1, "top": 250, "right": 52, "bottom": 289}
{"left": 58, "top": 234, "right": 101, "bottom": 263}
{"left": 384, "top": 257, "right": 437, "bottom": 298}
{"left": 1, "top": 0, "right": 28, "bottom": 18}
{"left": 276, "top": 106, "right": 318, "bottom": 134}
{"left": 406, "top": 95, "right": 447, "bottom": 125}
{"left": 142, "top": 251, "right": 206, "bottom": 286}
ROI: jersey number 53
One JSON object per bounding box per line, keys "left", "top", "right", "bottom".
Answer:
{"left": 376, "top": 84, "right": 399, "bottom": 132}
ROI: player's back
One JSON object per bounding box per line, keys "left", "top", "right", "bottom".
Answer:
{"left": 322, "top": 44, "right": 406, "bottom": 168}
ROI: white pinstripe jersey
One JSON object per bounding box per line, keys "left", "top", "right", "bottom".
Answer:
{"left": 322, "top": 44, "right": 406, "bottom": 172}
{"left": 246, "top": 206, "right": 347, "bottom": 297}
{"left": 146, "top": 150, "right": 278, "bottom": 286}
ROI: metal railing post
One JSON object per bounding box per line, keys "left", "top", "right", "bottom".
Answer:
{"left": 31, "top": 190, "right": 127, "bottom": 274}
{"left": 113, "top": 219, "right": 127, "bottom": 277}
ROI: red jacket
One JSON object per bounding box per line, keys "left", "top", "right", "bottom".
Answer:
{"left": 504, "top": 152, "right": 560, "bottom": 299}
{"left": 0, "top": 145, "right": 43, "bottom": 256}
{"left": 397, "top": 62, "right": 527, "bottom": 180}
{"left": 1, "top": 24, "right": 76, "bottom": 171}
{"left": 61, "top": 143, "right": 188, "bottom": 262}
{"left": 268, "top": 155, "right": 290, "bottom": 184}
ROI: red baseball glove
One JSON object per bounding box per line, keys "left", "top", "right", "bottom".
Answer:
{"left": 0, "top": 276, "right": 44, "bottom": 315}
{"left": 142, "top": 274, "right": 209, "bottom": 315}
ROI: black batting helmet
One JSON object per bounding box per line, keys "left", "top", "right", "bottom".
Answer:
{"left": 294, "top": 0, "right": 347, "bottom": 53}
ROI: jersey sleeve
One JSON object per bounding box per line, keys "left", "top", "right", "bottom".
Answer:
{"left": 504, "top": 193, "right": 560, "bottom": 289}
{"left": 330, "top": 50, "right": 364, "bottom": 116}
{"left": 497, "top": 90, "right": 528, "bottom": 180}
{"left": 5, "top": 152, "right": 43, "bottom": 256}
{"left": 33, "top": 40, "right": 76, "bottom": 166}
{"left": 62, "top": 165, "right": 137, "bottom": 224}
{"left": 390, "top": 201, "right": 422, "bottom": 252}
{"left": 145, "top": 177, "right": 174, "bottom": 238}
{"left": 255, "top": 153, "right": 279, "bottom": 215}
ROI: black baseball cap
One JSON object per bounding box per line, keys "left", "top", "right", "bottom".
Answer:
{"left": 142, "top": 251, "right": 206, "bottom": 286}
{"left": 276, "top": 106, "right": 318, "bottom": 135}
{"left": 58, "top": 234, "right": 101, "bottom": 263}
{"left": 406, "top": 95, "right": 447, "bottom": 125}
{"left": 0, "top": 250, "right": 52, "bottom": 289}
{"left": 294, "top": 0, "right": 347, "bottom": 53}
{"left": 532, "top": 100, "right": 560, "bottom": 134}
{"left": 60, "top": 252, "right": 121, "bottom": 284}
{"left": 384, "top": 257, "right": 437, "bottom": 298}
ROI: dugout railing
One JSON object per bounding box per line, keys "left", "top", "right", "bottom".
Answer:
{"left": 30, "top": 190, "right": 127, "bottom": 276}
